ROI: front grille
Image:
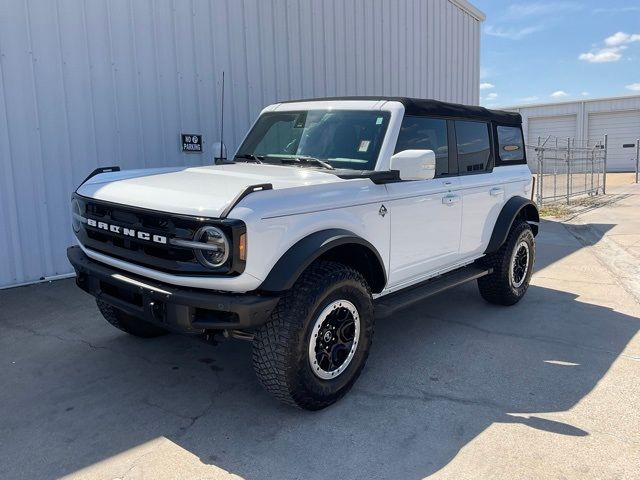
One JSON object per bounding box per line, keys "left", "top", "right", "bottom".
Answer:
{"left": 74, "top": 195, "right": 245, "bottom": 275}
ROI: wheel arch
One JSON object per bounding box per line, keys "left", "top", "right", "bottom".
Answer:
{"left": 485, "top": 196, "right": 539, "bottom": 255}
{"left": 259, "top": 229, "right": 387, "bottom": 293}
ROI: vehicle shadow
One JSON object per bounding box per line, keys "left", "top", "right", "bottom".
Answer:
{"left": 1, "top": 220, "right": 637, "bottom": 479}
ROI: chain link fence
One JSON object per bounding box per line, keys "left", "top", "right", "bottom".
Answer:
{"left": 527, "top": 135, "right": 608, "bottom": 205}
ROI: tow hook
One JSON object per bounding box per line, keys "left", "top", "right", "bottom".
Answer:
{"left": 149, "top": 301, "right": 165, "bottom": 322}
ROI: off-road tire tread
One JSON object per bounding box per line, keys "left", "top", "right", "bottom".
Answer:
{"left": 477, "top": 220, "right": 535, "bottom": 306}
{"left": 252, "top": 261, "right": 373, "bottom": 410}
{"left": 96, "top": 300, "right": 168, "bottom": 338}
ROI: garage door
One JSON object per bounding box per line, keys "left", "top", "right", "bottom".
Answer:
{"left": 527, "top": 115, "right": 577, "bottom": 146}
{"left": 588, "top": 111, "right": 640, "bottom": 171}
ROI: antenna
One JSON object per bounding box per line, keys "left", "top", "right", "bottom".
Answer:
{"left": 219, "top": 71, "right": 226, "bottom": 162}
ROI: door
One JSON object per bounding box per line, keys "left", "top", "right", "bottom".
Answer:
{"left": 386, "top": 116, "right": 462, "bottom": 289}
{"left": 527, "top": 115, "right": 577, "bottom": 145}
{"left": 588, "top": 111, "right": 640, "bottom": 172}
{"left": 454, "top": 120, "right": 505, "bottom": 257}
{"left": 458, "top": 173, "right": 504, "bottom": 256}
{"left": 527, "top": 115, "right": 577, "bottom": 172}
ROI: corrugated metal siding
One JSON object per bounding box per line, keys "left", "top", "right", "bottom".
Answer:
{"left": 510, "top": 96, "right": 640, "bottom": 172}
{"left": 0, "top": 0, "right": 481, "bottom": 288}
{"left": 588, "top": 111, "right": 640, "bottom": 171}
{"left": 528, "top": 115, "right": 578, "bottom": 146}
{"left": 526, "top": 115, "right": 577, "bottom": 172}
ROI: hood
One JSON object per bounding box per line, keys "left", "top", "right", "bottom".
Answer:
{"left": 76, "top": 163, "right": 344, "bottom": 218}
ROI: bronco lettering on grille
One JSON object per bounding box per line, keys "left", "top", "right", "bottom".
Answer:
{"left": 85, "top": 218, "right": 167, "bottom": 244}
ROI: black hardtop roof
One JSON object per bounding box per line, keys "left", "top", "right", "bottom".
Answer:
{"left": 279, "top": 96, "right": 522, "bottom": 125}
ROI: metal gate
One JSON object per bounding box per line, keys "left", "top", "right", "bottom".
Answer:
{"left": 528, "top": 135, "right": 608, "bottom": 205}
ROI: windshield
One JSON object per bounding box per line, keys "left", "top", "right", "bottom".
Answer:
{"left": 236, "top": 110, "right": 391, "bottom": 170}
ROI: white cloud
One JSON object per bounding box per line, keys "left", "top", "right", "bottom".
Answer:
{"left": 604, "top": 32, "right": 640, "bottom": 46}
{"left": 484, "top": 25, "right": 543, "bottom": 40}
{"left": 626, "top": 83, "right": 640, "bottom": 92}
{"left": 551, "top": 91, "right": 568, "bottom": 98}
{"left": 579, "top": 47, "right": 623, "bottom": 63}
{"left": 480, "top": 92, "right": 499, "bottom": 105}
{"left": 581, "top": 91, "right": 590, "bottom": 96}
{"left": 480, "top": 82, "right": 495, "bottom": 90}
{"left": 579, "top": 32, "right": 640, "bottom": 63}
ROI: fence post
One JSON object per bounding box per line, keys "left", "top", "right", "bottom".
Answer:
{"left": 603, "top": 134, "right": 608, "bottom": 194}
{"left": 584, "top": 142, "right": 588, "bottom": 194}
{"left": 636, "top": 138, "right": 640, "bottom": 183}
{"left": 597, "top": 141, "right": 601, "bottom": 195}
{"left": 566, "top": 137, "right": 571, "bottom": 204}
{"left": 536, "top": 136, "right": 542, "bottom": 204}
{"left": 590, "top": 148, "right": 594, "bottom": 194}
{"left": 554, "top": 137, "right": 558, "bottom": 200}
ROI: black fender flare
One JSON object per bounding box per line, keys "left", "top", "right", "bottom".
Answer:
{"left": 259, "top": 229, "right": 387, "bottom": 293}
{"left": 484, "top": 196, "right": 539, "bottom": 254}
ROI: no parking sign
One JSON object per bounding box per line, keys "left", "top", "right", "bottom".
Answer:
{"left": 181, "top": 134, "right": 202, "bottom": 153}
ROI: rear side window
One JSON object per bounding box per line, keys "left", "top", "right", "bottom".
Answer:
{"left": 454, "top": 121, "right": 491, "bottom": 173}
{"left": 496, "top": 125, "right": 525, "bottom": 162}
{"left": 395, "top": 116, "right": 449, "bottom": 177}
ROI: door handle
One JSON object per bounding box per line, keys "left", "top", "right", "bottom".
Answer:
{"left": 490, "top": 187, "right": 504, "bottom": 197}
{"left": 442, "top": 194, "right": 460, "bottom": 205}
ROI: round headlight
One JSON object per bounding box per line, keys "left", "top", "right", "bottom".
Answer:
{"left": 193, "top": 226, "right": 229, "bottom": 268}
{"left": 71, "top": 198, "right": 83, "bottom": 233}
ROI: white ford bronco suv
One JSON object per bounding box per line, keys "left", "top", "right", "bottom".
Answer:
{"left": 68, "top": 97, "right": 538, "bottom": 410}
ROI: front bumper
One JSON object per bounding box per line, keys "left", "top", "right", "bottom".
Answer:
{"left": 67, "top": 246, "right": 280, "bottom": 333}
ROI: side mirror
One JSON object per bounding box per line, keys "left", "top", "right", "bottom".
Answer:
{"left": 390, "top": 149, "right": 436, "bottom": 181}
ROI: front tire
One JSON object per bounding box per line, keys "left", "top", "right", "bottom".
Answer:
{"left": 96, "top": 300, "right": 168, "bottom": 338}
{"left": 252, "top": 261, "right": 374, "bottom": 410}
{"left": 477, "top": 220, "right": 535, "bottom": 306}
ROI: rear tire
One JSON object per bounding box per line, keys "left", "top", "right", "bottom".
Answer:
{"left": 96, "top": 300, "right": 168, "bottom": 338}
{"left": 477, "top": 220, "right": 535, "bottom": 306}
{"left": 252, "top": 261, "right": 374, "bottom": 410}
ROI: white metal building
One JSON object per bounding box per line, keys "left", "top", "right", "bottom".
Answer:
{"left": 507, "top": 95, "right": 640, "bottom": 172}
{"left": 0, "top": 0, "right": 484, "bottom": 289}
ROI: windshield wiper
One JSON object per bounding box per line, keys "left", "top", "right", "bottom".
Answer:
{"left": 274, "top": 156, "right": 335, "bottom": 170}
{"left": 234, "top": 154, "right": 265, "bottom": 163}
{"left": 234, "top": 154, "right": 334, "bottom": 170}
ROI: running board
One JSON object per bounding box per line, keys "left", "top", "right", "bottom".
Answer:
{"left": 374, "top": 266, "right": 491, "bottom": 318}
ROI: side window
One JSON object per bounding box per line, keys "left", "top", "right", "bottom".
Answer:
{"left": 496, "top": 125, "right": 525, "bottom": 162}
{"left": 454, "top": 120, "right": 491, "bottom": 174}
{"left": 395, "top": 116, "right": 449, "bottom": 177}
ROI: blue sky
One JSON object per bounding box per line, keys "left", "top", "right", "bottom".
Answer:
{"left": 473, "top": 1, "right": 640, "bottom": 107}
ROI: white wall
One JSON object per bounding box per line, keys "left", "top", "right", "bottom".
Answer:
{"left": 0, "top": 0, "right": 483, "bottom": 288}
{"left": 509, "top": 95, "right": 640, "bottom": 171}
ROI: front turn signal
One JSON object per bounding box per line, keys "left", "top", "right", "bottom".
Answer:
{"left": 238, "top": 233, "right": 246, "bottom": 261}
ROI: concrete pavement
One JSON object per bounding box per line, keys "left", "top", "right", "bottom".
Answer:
{"left": 1, "top": 185, "right": 639, "bottom": 480}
